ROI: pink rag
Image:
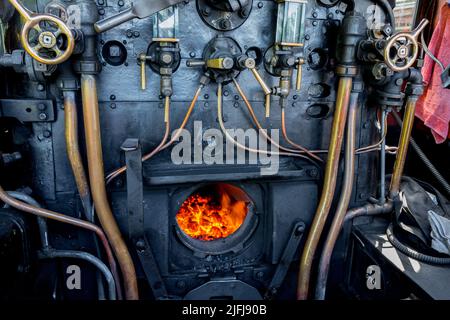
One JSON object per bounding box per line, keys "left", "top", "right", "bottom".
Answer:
{"left": 416, "top": 4, "right": 450, "bottom": 144}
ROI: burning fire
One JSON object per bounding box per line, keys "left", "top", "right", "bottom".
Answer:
{"left": 176, "top": 187, "right": 249, "bottom": 241}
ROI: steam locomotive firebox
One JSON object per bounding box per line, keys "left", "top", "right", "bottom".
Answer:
{"left": 0, "top": 0, "right": 436, "bottom": 302}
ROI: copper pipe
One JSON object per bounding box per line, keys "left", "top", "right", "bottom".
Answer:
{"left": 389, "top": 98, "right": 417, "bottom": 198}
{"left": 164, "top": 96, "right": 170, "bottom": 123}
{"left": 356, "top": 112, "right": 388, "bottom": 154}
{"left": 63, "top": 91, "right": 92, "bottom": 217}
{"left": 106, "top": 99, "right": 171, "bottom": 185}
{"left": 232, "top": 79, "right": 322, "bottom": 163}
{"left": 217, "top": 83, "right": 314, "bottom": 161}
{"left": 81, "top": 74, "right": 138, "bottom": 300}
{"left": 160, "top": 85, "right": 203, "bottom": 150}
{"left": 297, "top": 77, "right": 353, "bottom": 300}
{"left": 0, "top": 182, "right": 122, "bottom": 299}
{"left": 281, "top": 108, "right": 324, "bottom": 162}
{"left": 105, "top": 85, "right": 201, "bottom": 185}
{"left": 315, "top": 90, "right": 358, "bottom": 300}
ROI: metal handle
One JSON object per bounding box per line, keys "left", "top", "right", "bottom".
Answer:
{"left": 94, "top": 8, "right": 136, "bottom": 34}
{"left": 296, "top": 58, "right": 305, "bottom": 91}
{"left": 384, "top": 19, "right": 429, "bottom": 72}
{"left": 250, "top": 67, "right": 271, "bottom": 118}
{"left": 138, "top": 53, "right": 152, "bottom": 91}
{"left": 8, "top": 0, "right": 75, "bottom": 65}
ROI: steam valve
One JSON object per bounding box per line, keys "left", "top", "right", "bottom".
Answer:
{"left": 7, "top": 0, "right": 75, "bottom": 65}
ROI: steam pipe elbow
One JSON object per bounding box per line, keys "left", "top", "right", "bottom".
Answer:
{"left": 408, "top": 68, "right": 423, "bottom": 85}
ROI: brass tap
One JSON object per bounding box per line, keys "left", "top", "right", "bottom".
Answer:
{"left": 138, "top": 53, "right": 152, "bottom": 90}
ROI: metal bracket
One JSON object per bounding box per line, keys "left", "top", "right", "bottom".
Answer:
{"left": 265, "top": 221, "right": 306, "bottom": 299}
{"left": 121, "top": 138, "right": 168, "bottom": 299}
{"left": 0, "top": 99, "right": 55, "bottom": 122}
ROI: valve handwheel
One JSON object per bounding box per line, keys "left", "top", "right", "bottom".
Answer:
{"left": 384, "top": 19, "right": 429, "bottom": 72}
{"left": 8, "top": 0, "right": 74, "bottom": 65}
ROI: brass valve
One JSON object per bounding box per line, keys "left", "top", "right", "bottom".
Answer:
{"left": 8, "top": 0, "right": 75, "bottom": 65}
{"left": 384, "top": 19, "right": 429, "bottom": 72}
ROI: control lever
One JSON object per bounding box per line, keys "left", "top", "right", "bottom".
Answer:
{"left": 236, "top": 56, "right": 272, "bottom": 117}
{"left": 249, "top": 67, "right": 271, "bottom": 118}
{"left": 138, "top": 53, "right": 152, "bottom": 91}
{"left": 7, "top": 0, "right": 75, "bottom": 65}
{"left": 94, "top": 0, "right": 185, "bottom": 34}
{"left": 296, "top": 58, "right": 305, "bottom": 91}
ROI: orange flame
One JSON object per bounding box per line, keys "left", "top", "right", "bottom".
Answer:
{"left": 176, "top": 189, "right": 249, "bottom": 241}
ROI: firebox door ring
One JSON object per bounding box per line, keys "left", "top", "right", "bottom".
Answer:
{"left": 174, "top": 183, "right": 259, "bottom": 256}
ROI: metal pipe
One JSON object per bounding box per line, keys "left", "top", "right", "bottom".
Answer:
{"left": 217, "top": 83, "right": 321, "bottom": 164}
{"left": 5, "top": 191, "right": 50, "bottom": 249}
{"left": 64, "top": 86, "right": 105, "bottom": 298}
{"left": 5, "top": 190, "right": 107, "bottom": 299}
{"left": 280, "top": 108, "right": 324, "bottom": 163}
{"left": 315, "top": 90, "right": 358, "bottom": 300}
{"left": 374, "top": 0, "right": 396, "bottom": 32}
{"left": 0, "top": 183, "right": 121, "bottom": 297}
{"left": 392, "top": 111, "right": 450, "bottom": 197}
{"left": 232, "top": 79, "right": 322, "bottom": 163}
{"left": 344, "top": 201, "right": 393, "bottom": 223}
{"left": 64, "top": 91, "right": 93, "bottom": 219}
{"left": 105, "top": 89, "right": 175, "bottom": 184}
{"left": 81, "top": 74, "right": 138, "bottom": 300}
{"left": 297, "top": 76, "right": 353, "bottom": 300}
{"left": 38, "top": 249, "right": 116, "bottom": 300}
{"left": 380, "top": 110, "right": 387, "bottom": 204}
{"left": 389, "top": 97, "right": 417, "bottom": 197}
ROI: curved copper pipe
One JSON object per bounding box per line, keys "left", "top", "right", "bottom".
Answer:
{"left": 356, "top": 111, "right": 388, "bottom": 154}
{"left": 232, "top": 79, "right": 323, "bottom": 164}
{"left": 63, "top": 91, "right": 92, "bottom": 217}
{"left": 281, "top": 108, "right": 324, "bottom": 163}
{"left": 297, "top": 77, "right": 353, "bottom": 300}
{"left": 0, "top": 182, "right": 122, "bottom": 299}
{"left": 106, "top": 97, "right": 172, "bottom": 185}
{"left": 315, "top": 91, "right": 358, "bottom": 300}
{"left": 217, "top": 83, "right": 313, "bottom": 161}
{"left": 81, "top": 74, "right": 138, "bottom": 300}
{"left": 216, "top": 85, "right": 387, "bottom": 159}
{"left": 105, "top": 85, "right": 202, "bottom": 185}
{"left": 159, "top": 85, "right": 203, "bottom": 151}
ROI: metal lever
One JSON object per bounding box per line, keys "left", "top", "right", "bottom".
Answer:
{"left": 296, "top": 58, "right": 305, "bottom": 91}
{"left": 138, "top": 53, "right": 152, "bottom": 91}
{"left": 250, "top": 67, "right": 272, "bottom": 118}
{"left": 94, "top": 0, "right": 185, "bottom": 33}
{"left": 265, "top": 221, "right": 305, "bottom": 299}
{"left": 240, "top": 56, "right": 272, "bottom": 118}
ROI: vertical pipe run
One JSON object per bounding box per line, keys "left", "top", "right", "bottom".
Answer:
{"left": 64, "top": 91, "right": 93, "bottom": 218}
{"left": 380, "top": 110, "right": 387, "bottom": 204}
{"left": 297, "top": 76, "right": 353, "bottom": 300}
{"left": 81, "top": 74, "right": 139, "bottom": 300}
{"left": 389, "top": 98, "right": 417, "bottom": 197}
{"left": 315, "top": 90, "right": 358, "bottom": 300}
